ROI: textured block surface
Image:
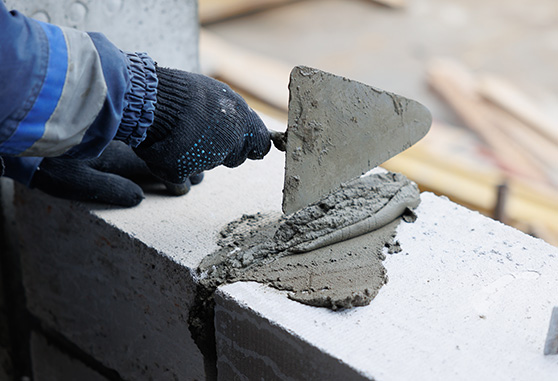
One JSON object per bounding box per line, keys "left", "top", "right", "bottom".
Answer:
{"left": 215, "top": 290, "right": 367, "bottom": 380}
{"left": 31, "top": 332, "right": 108, "bottom": 381}
{"left": 12, "top": 115, "right": 285, "bottom": 379}
{"left": 15, "top": 188, "right": 206, "bottom": 380}
{"left": 216, "top": 193, "right": 558, "bottom": 380}
{"left": 4, "top": 0, "right": 199, "bottom": 71}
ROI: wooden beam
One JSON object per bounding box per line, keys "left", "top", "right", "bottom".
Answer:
{"left": 478, "top": 75, "right": 558, "bottom": 147}
{"left": 200, "top": 29, "right": 291, "bottom": 111}
{"left": 367, "top": 0, "right": 406, "bottom": 9}
{"left": 199, "top": 0, "right": 300, "bottom": 24}
{"left": 383, "top": 136, "right": 558, "bottom": 236}
{"left": 427, "top": 59, "right": 549, "bottom": 183}
{"left": 483, "top": 100, "right": 558, "bottom": 185}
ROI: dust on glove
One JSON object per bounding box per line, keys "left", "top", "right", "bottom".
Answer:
{"left": 134, "top": 67, "right": 271, "bottom": 184}
{"left": 30, "top": 141, "right": 203, "bottom": 207}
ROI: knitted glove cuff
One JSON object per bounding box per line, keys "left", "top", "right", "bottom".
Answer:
{"left": 115, "top": 52, "right": 158, "bottom": 147}
{"left": 142, "top": 66, "right": 191, "bottom": 147}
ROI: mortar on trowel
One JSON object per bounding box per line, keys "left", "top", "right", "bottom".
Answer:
{"left": 199, "top": 66, "right": 432, "bottom": 310}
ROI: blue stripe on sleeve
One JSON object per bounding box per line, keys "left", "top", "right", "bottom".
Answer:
{"left": 0, "top": 21, "right": 68, "bottom": 155}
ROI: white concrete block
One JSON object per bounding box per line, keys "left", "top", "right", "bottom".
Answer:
{"left": 4, "top": 0, "right": 199, "bottom": 71}
{"left": 12, "top": 116, "right": 286, "bottom": 379}
{"left": 15, "top": 186, "right": 207, "bottom": 379}
{"left": 31, "top": 332, "right": 108, "bottom": 381}
{"left": 215, "top": 288, "right": 368, "bottom": 380}
{"left": 215, "top": 193, "right": 558, "bottom": 380}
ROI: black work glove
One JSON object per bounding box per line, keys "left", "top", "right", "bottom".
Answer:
{"left": 30, "top": 141, "right": 203, "bottom": 207}
{"left": 133, "top": 67, "right": 271, "bottom": 184}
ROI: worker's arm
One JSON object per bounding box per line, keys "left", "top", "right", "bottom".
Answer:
{"left": 0, "top": 2, "right": 156, "bottom": 186}
{"left": 0, "top": 3, "right": 151, "bottom": 159}
{"left": 0, "top": 3, "right": 270, "bottom": 204}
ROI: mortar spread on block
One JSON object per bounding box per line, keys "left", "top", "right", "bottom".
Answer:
{"left": 197, "top": 171, "right": 420, "bottom": 310}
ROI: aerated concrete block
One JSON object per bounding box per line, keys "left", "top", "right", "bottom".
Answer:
{"left": 4, "top": 0, "right": 199, "bottom": 71}
{"left": 12, "top": 115, "right": 286, "bottom": 379}
{"left": 31, "top": 332, "right": 108, "bottom": 381}
{"left": 15, "top": 186, "right": 206, "bottom": 379}
{"left": 215, "top": 289, "right": 367, "bottom": 380}
{"left": 215, "top": 193, "right": 558, "bottom": 380}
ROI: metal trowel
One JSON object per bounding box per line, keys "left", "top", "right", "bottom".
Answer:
{"left": 270, "top": 66, "right": 432, "bottom": 214}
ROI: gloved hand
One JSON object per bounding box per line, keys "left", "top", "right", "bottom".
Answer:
{"left": 134, "top": 67, "right": 271, "bottom": 184}
{"left": 30, "top": 141, "right": 203, "bottom": 207}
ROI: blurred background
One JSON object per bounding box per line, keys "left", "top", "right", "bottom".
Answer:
{"left": 198, "top": 0, "right": 558, "bottom": 245}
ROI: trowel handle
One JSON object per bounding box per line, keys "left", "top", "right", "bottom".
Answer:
{"left": 269, "top": 129, "right": 287, "bottom": 152}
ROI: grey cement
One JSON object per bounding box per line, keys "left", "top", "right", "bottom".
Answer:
{"left": 199, "top": 171, "right": 420, "bottom": 310}
{"left": 283, "top": 66, "right": 431, "bottom": 214}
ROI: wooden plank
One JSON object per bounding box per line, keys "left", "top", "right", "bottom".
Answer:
{"left": 478, "top": 75, "right": 558, "bottom": 147}
{"left": 199, "top": 0, "right": 299, "bottom": 24}
{"left": 229, "top": 86, "right": 287, "bottom": 124}
{"left": 483, "top": 100, "right": 558, "bottom": 185}
{"left": 367, "top": 0, "right": 406, "bottom": 8}
{"left": 427, "top": 59, "right": 549, "bottom": 183}
{"left": 383, "top": 119, "right": 558, "bottom": 238}
{"left": 200, "top": 29, "right": 291, "bottom": 111}
{"left": 383, "top": 141, "right": 558, "bottom": 239}
{"left": 529, "top": 223, "right": 558, "bottom": 247}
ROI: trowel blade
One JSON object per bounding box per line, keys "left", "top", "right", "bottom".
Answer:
{"left": 282, "top": 66, "right": 432, "bottom": 215}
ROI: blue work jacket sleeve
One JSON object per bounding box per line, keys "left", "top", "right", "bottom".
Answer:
{"left": 0, "top": 3, "right": 158, "bottom": 185}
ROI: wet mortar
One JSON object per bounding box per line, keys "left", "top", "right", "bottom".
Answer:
{"left": 198, "top": 171, "right": 419, "bottom": 305}
{"left": 188, "top": 171, "right": 420, "bottom": 364}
